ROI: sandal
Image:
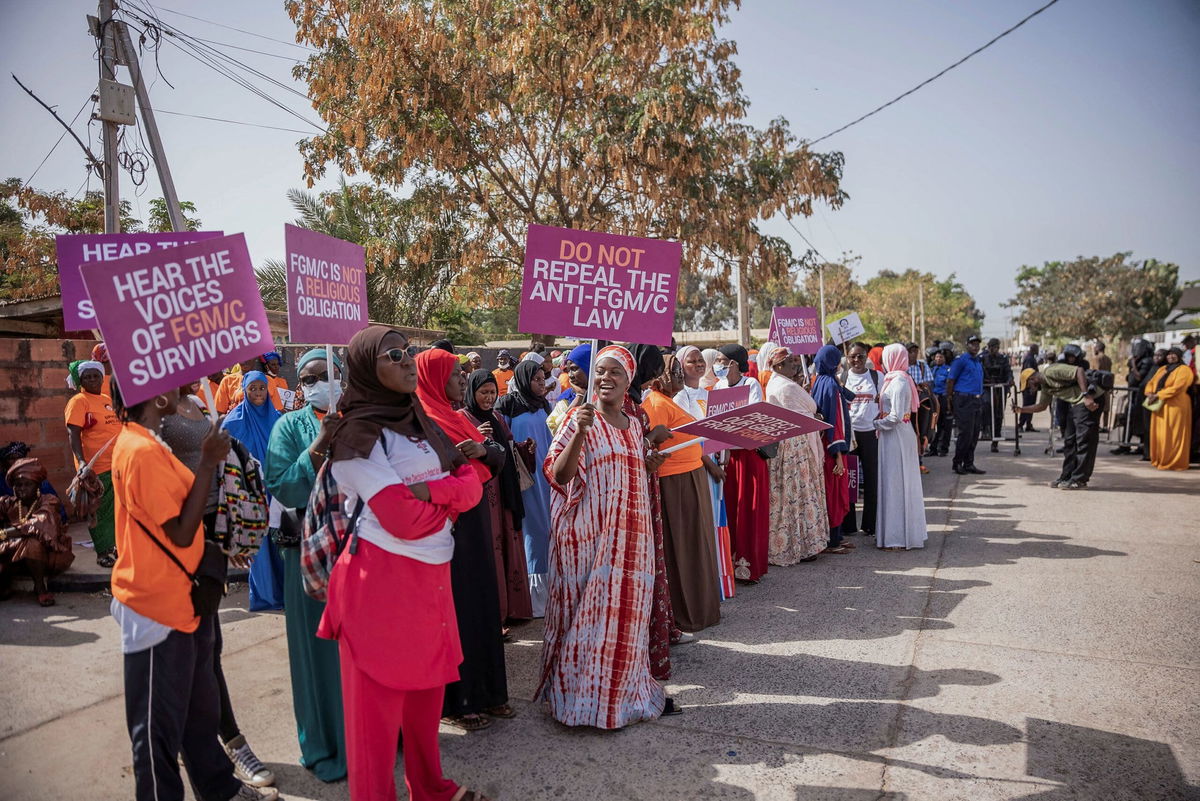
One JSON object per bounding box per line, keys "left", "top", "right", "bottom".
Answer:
{"left": 37, "top": 592, "right": 55, "bottom": 607}
{"left": 822, "top": 545, "right": 850, "bottom": 555}
{"left": 484, "top": 704, "right": 517, "bottom": 719}
{"left": 840, "top": 541, "right": 857, "bottom": 549}
{"left": 451, "top": 788, "right": 491, "bottom": 801}
{"left": 96, "top": 548, "right": 117, "bottom": 569}
{"left": 662, "top": 697, "right": 683, "bottom": 717}
{"left": 442, "top": 714, "right": 492, "bottom": 732}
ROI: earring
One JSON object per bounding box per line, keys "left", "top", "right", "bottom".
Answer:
{"left": 154, "top": 396, "right": 169, "bottom": 410}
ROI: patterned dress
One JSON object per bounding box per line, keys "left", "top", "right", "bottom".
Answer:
{"left": 766, "top": 374, "right": 829, "bottom": 564}
{"left": 537, "top": 408, "right": 666, "bottom": 729}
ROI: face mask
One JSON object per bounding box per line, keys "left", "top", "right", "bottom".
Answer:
{"left": 305, "top": 380, "right": 333, "bottom": 411}
{"left": 713, "top": 363, "right": 730, "bottom": 379}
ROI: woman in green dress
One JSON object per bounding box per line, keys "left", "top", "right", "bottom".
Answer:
{"left": 264, "top": 348, "right": 347, "bottom": 782}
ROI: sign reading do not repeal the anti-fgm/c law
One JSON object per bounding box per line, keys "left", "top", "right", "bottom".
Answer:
{"left": 80, "top": 233, "right": 273, "bottom": 408}
{"left": 519, "top": 223, "right": 682, "bottom": 346}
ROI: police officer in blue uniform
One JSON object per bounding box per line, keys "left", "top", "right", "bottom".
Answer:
{"left": 945, "top": 334, "right": 986, "bottom": 475}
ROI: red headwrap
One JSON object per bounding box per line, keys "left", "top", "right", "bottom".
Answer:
{"left": 91, "top": 343, "right": 109, "bottom": 363}
{"left": 414, "top": 349, "right": 491, "bottom": 482}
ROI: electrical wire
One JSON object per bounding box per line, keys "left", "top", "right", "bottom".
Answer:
{"left": 155, "top": 108, "right": 313, "bottom": 134}
{"left": 134, "top": 2, "right": 315, "bottom": 51}
{"left": 807, "top": 0, "right": 1062, "bottom": 146}
{"left": 21, "top": 96, "right": 94, "bottom": 189}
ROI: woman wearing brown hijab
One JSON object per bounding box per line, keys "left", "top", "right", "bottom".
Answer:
{"left": 315, "top": 325, "right": 491, "bottom": 801}
{"left": 0, "top": 457, "right": 74, "bottom": 606}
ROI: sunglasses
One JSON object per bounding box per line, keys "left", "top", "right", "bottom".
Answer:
{"left": 377, "top": 346, "right": 415, "bottom": 363}
{"left": 849, "top": 352, "right": 866, "bottom": 359}
{"left": 299, "top": 372, "right": 329, "bottom": 386}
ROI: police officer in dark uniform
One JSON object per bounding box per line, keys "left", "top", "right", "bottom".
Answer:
{"left": 945, "top": 334, "right": 986, "bottom": 475}
{"left": 980, "top": 337, "right": 1014, "bottom": 452}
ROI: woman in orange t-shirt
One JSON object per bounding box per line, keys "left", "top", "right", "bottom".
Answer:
{"left": 108, "top": 381, "right": 275, "bottom": 801}
{"left": 65, "top": 359, "right": 122, "bottom": 566}
{"left": 640, "top": 352, "right": 722, "bottom": 633}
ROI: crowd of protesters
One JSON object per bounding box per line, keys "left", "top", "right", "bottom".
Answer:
{"left": 0, "top": 325, "right": 1194, "bottom": 801}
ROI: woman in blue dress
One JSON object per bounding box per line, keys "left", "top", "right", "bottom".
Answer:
{"left": 496, "top": 360, "right": 553, "bottom": 618}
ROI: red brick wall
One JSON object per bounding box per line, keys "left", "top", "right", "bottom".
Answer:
{"left": 0, "top": 338, "right": 99, "bottom": 496}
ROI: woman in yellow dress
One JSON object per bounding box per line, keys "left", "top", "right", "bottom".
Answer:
{"left": 1145, "top": 346, "right": 1193, "bottom": 471}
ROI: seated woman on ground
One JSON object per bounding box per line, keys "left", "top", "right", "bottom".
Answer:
{"left": 0, "top": 458, "right": 75, "bottom": 606}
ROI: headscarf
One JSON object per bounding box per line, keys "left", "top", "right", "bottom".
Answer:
{"left": 67, "top": 360, "right": 84, "bottom": 390}
{"left": 811, "top": 344, "right": 854, "bottom": 452}
{"left": 262, "top": 350, "right": 281, "bottom": 365}
{"left": 867, "top": 345, "right": 884, "bottom": 371}
{"left": 463, "top": 369, "right": 525, "bottom": 525}
{"left": 91, "top": 343, "right": 109, "bottom": 363}
{"left": 650, "top": 352, "right": 681, "bottom": 397}
{"left": 627, "top": 344, "right": 665, "bottom": 402}
{"left": 1156, "top": 347, "right": 1186, "bottom": 391}
{"left": 69, "top": 360, "right": 105, "bottom": 391}
{"left": 297, "top": 347, "right": 343, "bottom": 372}
{"left": 591, "top": 345, "right": 637, "bottom": 404}
{"left": 327, "top": 325, "right": 462, "bottom": 471}
{"left": 220, "top": 371, "right": 282, "bottom": 465}
{"left": 881, "top": 343, "right": 920, "bottom": 413}
{"left": 559, "top": 342, "right": 593, "bottom": 405}
{"left": 0, "top": 441, "right": 32, "bottom": 463}
{"left": 718, "top": 344, "right": 750, "bottom": 374}
{"left": 430, "top": 339, "right": 455, "bottom": 353}
{"left": 466, "top": 351, "right": 480, "bottom": 362}
{"left": 700, "top": 348, "right": 721, "bottom": 390}
{"left": 495, "top": 360, "right": 551, "bottom": 419}
{"left": 415, "top": 349, "right": 491, "bottom": 483}
{"left": 6, "top": 457, "right": 47, "bottom": 486}
{"left": 523, "top": 351, "right": 545, "bottom": 366}
{"left": 756, "top": 342, "right": 780, "bottom": 375}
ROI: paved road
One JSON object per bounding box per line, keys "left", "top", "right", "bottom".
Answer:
{"left": 1, "top": 422, "right": 1196, "bottom": 800}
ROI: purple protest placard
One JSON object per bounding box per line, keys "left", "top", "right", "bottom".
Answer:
{"left": 767, "top": 306, "right": 822, "bottom": 354}
{"left": 55, "top": 231, "right": 224, "bottom": 331}
{"left": 519, "top": 223, "right": 681, "bottom": 345}
{"left": 846, "top": 454, "right": 860, "bottom": 499}
{"left": 79, "top": 233, "right": 272, "bottom": 408}
{"left": 701, "top": 383, "right": 752, "bottom": 455}
{"left": 673, "top": 401, "right": 831, "bottom": 451}
{"left": 284, "top": 224, "right": 368, "bottom": 345}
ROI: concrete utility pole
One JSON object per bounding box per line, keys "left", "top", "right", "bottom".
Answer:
{"left": 911, "top": 299, "right": 916, "bottom": 343}
{"left": 97, "top": 0, "right": 121, "bottom": 234}
{"left": 818, "top": 262, "right": 826, "bottom": 333}
{"left": 116, "top": 21, "right": 186, "bottom": 232}
{"left": 919, "top": 283, "right": 926, "bottom": 353}
{"left": 736, "top": 260, "right": 751, "bottom": 345}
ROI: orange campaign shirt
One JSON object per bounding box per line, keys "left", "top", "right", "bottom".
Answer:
{"left": 218, "top": 372, "right": 291, "bottom": 412}
{"left": 110, "top": 422, "right": 204, "bottom": 633}
{"left": 493, "top": 368, "right": 514, "bottom": 396}
{"left": 64, "top": 391, "right": 122, "bottom": 474}
{"left": 641, "top": 389, "right": 703, "bottom": 477}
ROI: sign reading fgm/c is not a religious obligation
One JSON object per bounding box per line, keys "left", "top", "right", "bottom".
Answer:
{"left": 284, "top": 223, "right": 368, "bottom": 345}
{"left": 80, "top": 233, "right": 272, "bottom": 407}
{"left": 768, "top": 306, "right": 822, "bottom": 354}
{"left": 519, "top": 223, "right": 682, "bottom": 346}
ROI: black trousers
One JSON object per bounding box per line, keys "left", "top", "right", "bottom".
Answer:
{"left": 1058, "top": 402, "right": 1101, "bottom": 484}
{"left": 213, "top": 614, "right": 240, "bottom": 744}
{"left": 841, "top": 432, "right": 879, "bottom": 534}
{"left": 124, "top": 615, "right": 241, "bottom": 801}
{"left": 1019, "top": 388, "right": 1037, "bottom": 429}
{"left": 933, "top": 395, "right": 953, "bottom": 454}
{"left": 980, "top": 385, "right": 1007, "bottom": 443}
{"left": 952, "top": 393, "right": 982, "bottom": 469}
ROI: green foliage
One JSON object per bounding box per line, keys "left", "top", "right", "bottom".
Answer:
{"left": 1006, "top": 254, "right": 1181, "bottom": 340}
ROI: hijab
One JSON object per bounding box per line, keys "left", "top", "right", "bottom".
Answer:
{"left": 881, "top": 343, "right": 920, "bottom": 413}
{"left": 591, "top": 345, "right": 637, "bottom": 404}
{"left": 463, "top": 369, "right": 525, "bottom": 525}
{"left": 650, "top": 352, "right": 681, "bottom": 397}
{"left": 1157, "top": 347, "right": 1186, "bottom": 391}
{"left": 867, "top": 345, "right": 885, "bottom": 372}
{"left": 756, "top": 342, "right": 780, "bottom": 375}
{"left": 700, "top": 348, "right": 721, "bottom": 390}
{"left": 297, "top": 347, "right": 343, "bottom": 372}
{"left": 327, "top": 325, "right": 462, "bottom": 470}
{"left": 811, "top": 344, "right": 853, "bottom": 450}
{"left": 627, "top": 344, "right": 665, "bottom": 402}
{"left": 416, "top": 349, "right": 491, "bottom": 483}
{"left": 495, "top": 360, "right": 551, "bottom": 420}
{"left": 221, "top": 371, "right": 282, "bottom": 465}
{"left": 559, "top": 342, "right": 592, "bottom": 405}
{"left": 718, "top": 344, "right": 750, "bottom": 374}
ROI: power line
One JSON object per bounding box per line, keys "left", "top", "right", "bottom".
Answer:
{"left": 17, "top": 93, "right": 95, "bottom": 189}
{"left": 191, "top": 36, "right": 305, "bottom": 63}
{"left": 135, "top": 2, "right": 314, "bottom": 52}
{"left": 156, "top": 108, "right": 313, "bottom": 134}
{"left": 807, "top": 0, "right": 1062, "bottom": 146}
{"left": 785, "top": 217, "right": 830, "bottom": 264}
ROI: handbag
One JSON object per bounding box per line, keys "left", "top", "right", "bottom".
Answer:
{"left": 136, "top": 519, "right": 228, "bottom": 617}
{"left": 272, "top": 507, "right": 305, "bottom": 548}
{"left": 1142, "top": 396, "right": 1165, "bottom": 413}
{"left": 510, "top": 440, "right": 536, "bottom": 491}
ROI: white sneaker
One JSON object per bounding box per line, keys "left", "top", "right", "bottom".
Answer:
{"left": 224, "top": 735, "right": 276, "bottom": 788}
{"left": 228, "top": 784, "right": 279, "bottom": 801}
{"left": 674, "top": 632, "right": 698, "bottom": 645}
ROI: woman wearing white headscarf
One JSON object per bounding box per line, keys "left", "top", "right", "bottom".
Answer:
{"left": 763, "top": 346, "right": 829, "bottom": 564}
{"left": 700, "top": 348, "right": 721, "bottom": 391}
{"left": 874, "top": 344, "right": 928, "bottom": 550}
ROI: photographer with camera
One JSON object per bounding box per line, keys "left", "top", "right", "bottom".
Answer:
{"left": 1014, "top": 344, "right": 1107, "bottom": 489}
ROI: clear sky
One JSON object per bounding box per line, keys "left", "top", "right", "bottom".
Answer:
{"left": 3, "top": 0, "right": 1197, "bottom": 337}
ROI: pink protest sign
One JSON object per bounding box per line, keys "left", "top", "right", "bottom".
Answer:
{"left": 701, "top": 383, "right": 752, "bottom": 455}
{"left": 284, "top": 224, "right": 368, "bottom": 344}
{"left": 55, "top": 231, "right": 224, "bottom": 331}
{"left": 674, "top": 401, "right": 831, "bottom": 451}
{"left": 519, "top": 223, "right": 681, "bottom": 345}
{"left": 846, "top": 454, "right": 860, "bottom": 498}
{"left": 767, "top": 306, "right": 822, "bottom": 354}
{"left": 79, "top": 233, "right": 272, "bottom": 408}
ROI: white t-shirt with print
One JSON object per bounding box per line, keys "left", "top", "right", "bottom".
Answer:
{"left": 845, "top": 369, "right": 882, "bottom": 433}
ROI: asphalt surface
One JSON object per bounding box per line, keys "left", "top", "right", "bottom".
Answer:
{"left": 1, "top": 416, "right": 1196, "bottom": 800}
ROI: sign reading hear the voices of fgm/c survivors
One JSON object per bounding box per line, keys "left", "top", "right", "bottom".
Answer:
{"left": 80, "top": 233, "right": 272, "bottom": 407}
{"left": 284, "top": 224, "right": 368, "bottom": 345}
{"left": 519, "top": 223, "right": 682, "bottom": 346}
{"left": 55, "top": 231, "right": 225, "bottom": 331}
{"left": 672, "top": 401, "right": 831, "bottom": 451}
